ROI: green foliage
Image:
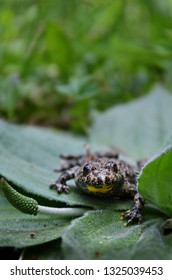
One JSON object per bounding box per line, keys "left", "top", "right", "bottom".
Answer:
{"left": 1, "top": 0, "right": 172, "bottom": 133}
{"left": 1, "top": 1, "right": 172, "bottom": 259}
{"left": 90, "top": 85, "right": 172, "bottom": 159}
{"left": 62, "top": 211, "right": 170, "bottom": 260}
{"left": 0, "top": 90, "right": 172, "bottom": 259}
{"left": 0, "top": 120, "right": 132, "bottom": 210}
{"left": 139, "top": 147, "right": 172, "bottom": 216}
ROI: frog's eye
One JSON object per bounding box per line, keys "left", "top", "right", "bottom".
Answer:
{"left": 83, "top": 163, "right": 92, "bottom": 176}
{"left": 107, "top": 161, "right": 118, "bottom": 172}
{"left": 111, "top": 162, "right": 118, "bottom": 172}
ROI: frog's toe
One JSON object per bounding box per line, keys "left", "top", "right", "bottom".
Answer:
{"left": 121, "top": 208, "right": 142, "bottom": 226}
{"left": 49, "top": 183, "right": 70, "bottom": 194}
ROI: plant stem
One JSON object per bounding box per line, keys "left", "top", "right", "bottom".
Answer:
{"left": 38, "top": 205, "right": 86, "bottom": 217}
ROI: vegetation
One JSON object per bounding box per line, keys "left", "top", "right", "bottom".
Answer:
{"left": 0, "top": 0, "right": 172, "bottom": 260}
{"left": 1, "top": 89, "right": 172, "bottom": 260}
{"left": 0, "top": 0, "right": 172, "bottom": 133}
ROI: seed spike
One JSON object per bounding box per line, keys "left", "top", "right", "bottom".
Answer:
{"left": 0, "top": 178, "right": 86, "bottom": 217}
{"left": 0, "top": 178, "right": 38, "bottom": 215}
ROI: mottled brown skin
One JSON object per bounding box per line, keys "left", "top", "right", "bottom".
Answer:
{"left": 50, "top": 149, "right": 144, "bottom": 225}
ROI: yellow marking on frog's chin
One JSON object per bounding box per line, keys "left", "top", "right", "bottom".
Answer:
{"left": 86, "top": 185, "right": 112, "bottom": 194}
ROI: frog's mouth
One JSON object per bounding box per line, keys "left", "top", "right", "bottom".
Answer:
{"left": 86, "top": 184, "right": 112, "bottom": 194}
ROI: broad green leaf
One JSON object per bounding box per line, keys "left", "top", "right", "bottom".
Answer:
{"left": 138, "top": 146, "right": 172, "bottom": 216}
{"left": 0, "top": 188, "right": 70, "bottom": 248}
{"left": 62, "top": 210, "right": 171, "bottom": 260}
{"left": 0, "top": 120, "right": 132, "bottom": 210}
{"left": 90, "top": 86, "right": 172, "bottom": 159}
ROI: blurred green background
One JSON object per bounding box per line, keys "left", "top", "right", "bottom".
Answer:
{"left": 0, "top": 0, "right": 172, "bottom": 134}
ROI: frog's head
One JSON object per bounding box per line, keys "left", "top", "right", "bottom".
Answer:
{"left": 75, "top": 159, "right": 124, "bottom": 195}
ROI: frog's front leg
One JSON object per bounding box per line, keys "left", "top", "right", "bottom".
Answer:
{"left": 50, "top": 169, "right": 76, "bottom": 194}
{"left": 121, "top": 186, "right": 144, "bottom": 226}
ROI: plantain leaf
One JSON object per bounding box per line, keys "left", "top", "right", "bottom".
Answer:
{"left": 62, "top": 210, "right": 171, "bottom": 260}
{"left": 138, "top": 146, "right": 172, "bottom": 216}
{"left": 0, "top": 120, "right": 131, "bottom": 210}
{"left": 90, "top": 86, "right": 172, "bottom": 159}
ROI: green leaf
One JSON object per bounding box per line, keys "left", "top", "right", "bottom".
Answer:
{"left": 62, "top": 210, "right": 171, "bottom": 260}
{"left": 0, "top": 120, "right": 132, "bottom": 210}
{"left": 138, "top": 146, "right": 172, "bottom": 216}
{"left": 0, "top": 188, "right": 70, "bottom": 248}
{"left": 90, "top": 86, "right": 172, "bottom": 159}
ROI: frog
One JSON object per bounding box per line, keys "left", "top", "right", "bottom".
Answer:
{"left": 50, "top": 147, "right": 144, "bottom": 226}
